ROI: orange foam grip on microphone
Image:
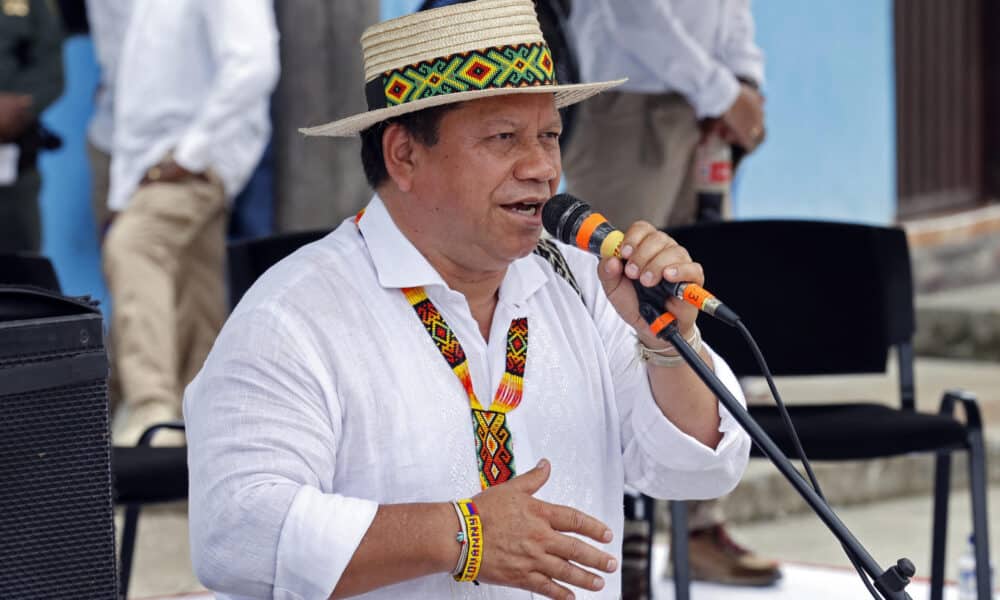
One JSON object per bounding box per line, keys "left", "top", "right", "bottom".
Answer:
{"left": 575, "top": 212, "right": 607, "bottom": 251}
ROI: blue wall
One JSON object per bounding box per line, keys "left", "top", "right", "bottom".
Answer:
{"left": 381, "top": 0, "right": 897, "bottom": 224}
{"left": 382, "top": 0, "right": 421, "bottom": 19}
{"left": 737, "top": 0, "right": 895, "bottom": 224}
{"left": 39, "top": 36, "right": 109, "bottom": 310}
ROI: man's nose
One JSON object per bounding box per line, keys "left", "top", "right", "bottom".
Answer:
{"left": 514, "top": 138, "right": 559, "bottom": 183}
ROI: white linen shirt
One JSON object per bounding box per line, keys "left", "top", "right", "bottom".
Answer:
{"left": 184, "top": 195, "right": 750, "bottom": 600}
{"left": 84, "top": 0, "right": 132, "bottom": 153}
{"left": 569, "top": 0, "right": 765, "bottom": 118}
{"left": 108, "top": 0, "right": 279, "bottom": 211}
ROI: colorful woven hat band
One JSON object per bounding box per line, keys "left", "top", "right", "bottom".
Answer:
{"left": 299, "top": 0, "right": 625, "bottom": 137}
{"left": 364, "top": 42, "right": 557, "bottom": 110}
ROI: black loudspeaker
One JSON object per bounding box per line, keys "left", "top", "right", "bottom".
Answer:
{"left": 0, "top": 287, "right": 118, "bottom": 599}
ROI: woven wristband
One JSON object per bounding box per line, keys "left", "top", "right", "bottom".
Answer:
{"left": 637, "top": 324, "right": 702, "bottom": 368}
{"left": 452, "top": 499, "right": 483, "bottom": 583}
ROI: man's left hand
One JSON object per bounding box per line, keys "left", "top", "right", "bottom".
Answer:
{"left": 140, "top": 159, "right": 208, "bottom": 186}
{"left": 0, "top": 93, "right": 34, "bottom": 142}
{"left": 596, "top": 221, "right": 702, "bottom": 346}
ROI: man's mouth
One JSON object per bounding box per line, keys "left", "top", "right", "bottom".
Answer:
{"left": 502, "top": 200, "right": 543, "bottom": 217}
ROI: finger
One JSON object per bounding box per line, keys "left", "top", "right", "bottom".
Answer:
{"left": 547, "top": 533, "right": 618, "bottom": 573}
{"left": 544, "top": 503, "right": 613, "bottom": 543}
{"left": 663, "top": 261, "right": 705, "bottom": 288}
{"left": 627, "top": 232, "right": 686, "bottom": 286}
{"left": 538, "top": 554, "right": 606, "bottom": 593}
{"left": 507, "top": 458, "right": 551, "bottom": 494}
{"left": 522, "top": 572, "right": 575, "bottom": 600}
{"left": 635, "top": 244, "right": 692, "bottom": 289}
{"left": 618, "top": 221, "right": 657, "bottom": 262}
{"left": 734, "top": 127, "right": 755, "bottom": 151}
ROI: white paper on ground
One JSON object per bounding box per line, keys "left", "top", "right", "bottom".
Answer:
{"left": 0, "top": 144, "right": 19, "bottom": 185}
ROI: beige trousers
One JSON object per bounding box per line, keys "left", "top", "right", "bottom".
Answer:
{"left": 563, "top": 91, "right": 702, "bottom": 229}
{"left": 102, "top": 174, "right": 227, "bottom": 443}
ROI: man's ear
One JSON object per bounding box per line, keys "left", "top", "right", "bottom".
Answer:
{"left": 383, "top": 123, "right": 417, "bottom": 192}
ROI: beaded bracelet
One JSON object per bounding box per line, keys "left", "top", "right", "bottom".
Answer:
{"left": 452, "top": 499, "right": 483, "bottom": 583}
{"left": 637, "top": 324, "right": 702, "bottom": 368}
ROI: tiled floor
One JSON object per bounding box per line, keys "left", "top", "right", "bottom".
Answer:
{"left": 138, "top": 559, "right": 971, "bottom": 600}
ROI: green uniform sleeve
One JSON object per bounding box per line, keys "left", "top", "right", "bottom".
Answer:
{"left": 22, "top": 0, "right": 64, "bottom": 116}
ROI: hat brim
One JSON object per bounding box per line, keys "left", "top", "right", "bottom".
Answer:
{"left": 299, "top": 78, "right": 627, "bottom": 138}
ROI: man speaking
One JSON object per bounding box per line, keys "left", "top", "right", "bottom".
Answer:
{"left": 184, "top": 1, "right": 751, "bottom": 598}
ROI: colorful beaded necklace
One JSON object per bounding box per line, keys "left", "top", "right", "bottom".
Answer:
{"left": 356, "top": 210, "right": 527, "bottom": 489}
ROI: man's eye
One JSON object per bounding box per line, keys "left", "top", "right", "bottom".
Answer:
{"left": 494, "top": 132, "right": 515, "bottom": 140}
{"left": 542, "top": 131, "right": 561, "bottom": 140}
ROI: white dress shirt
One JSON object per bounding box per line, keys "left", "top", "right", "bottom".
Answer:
{"left": 108, "top": 0, "right": 279, "bottom": 211}
{"left": 569, "top": 0, "right": 765, "bottom": 118}
{"left": 184, "top": 196, "right": 750, "bottom": 600}
{"left": 84, "top": 0, "right": 132, "bottom": 153}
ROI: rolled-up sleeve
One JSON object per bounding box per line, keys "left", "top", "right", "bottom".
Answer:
{"left": 718, "top": 0, "right": 765, "bottom": 87}
{"left": 184, "top": 303, "right": 376, "bottom": 600}
{"left": 593, "top": 0, "right": 740, "bottom": 118}
{"left": 622, "top": 342, "right": 751, "bottom": 500}
{"left": 174, "top": 0, "right": 280, "bottom": 174}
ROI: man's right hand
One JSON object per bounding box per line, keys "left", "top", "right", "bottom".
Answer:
{"left": 721, "top": 85, "right": 765, "bottom": 151}
{"left": 0, "top": 94, "right": 34, "bottom": 142}
{"left": 473, "top": 459, "right": 618, "bottom": 599}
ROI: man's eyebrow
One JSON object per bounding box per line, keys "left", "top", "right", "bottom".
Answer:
{"left": 479, "top": 115, "right": 564, "bottom": 130}
{"left": 543, "top": 114, "right": 564, "bottom": 130}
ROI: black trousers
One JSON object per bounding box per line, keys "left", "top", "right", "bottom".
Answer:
{"left": 0, "top": 168, "right": 42, "bottom": 253}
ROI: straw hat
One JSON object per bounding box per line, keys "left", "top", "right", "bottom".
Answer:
{"left": 300, "top": 0, "right": 625, "bottom": 137}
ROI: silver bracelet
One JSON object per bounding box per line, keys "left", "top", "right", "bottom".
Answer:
{"left": 451, "top": 501, "right": 470, "bottom": 577}
{"left": 637, "top": 324, "right": 702, "bottom": 368}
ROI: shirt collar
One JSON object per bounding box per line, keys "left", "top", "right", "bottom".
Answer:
{"left": 358, "top": 194, "right": 548, "bottom": 306}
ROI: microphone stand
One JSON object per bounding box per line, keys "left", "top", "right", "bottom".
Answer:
{"left": 647, "top": 310, "right": 915, "bottom": 600}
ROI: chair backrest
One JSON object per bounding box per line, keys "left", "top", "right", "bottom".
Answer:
{"left": 0, "top": 253, "right": 61, "bottom": 294}
{"left": 227, "top": 230, "right": 331, "bottom": 308}
{"left": 665, "top": 220, "right": 916, "bottom": 378}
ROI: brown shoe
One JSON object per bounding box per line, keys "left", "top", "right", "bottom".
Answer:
{"left": 687, "top": 524, "right": 782, "bottom": 587}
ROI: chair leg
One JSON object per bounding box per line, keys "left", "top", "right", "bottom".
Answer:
{"left": 930, "top": 450, "right": 952, "bottom": 600}
{"left": 940, "top": 389, "right": 993, "bottom": 600}
{"left": 967, "top": 432, "right": 993, "bottom": 600}
{"left": 119, "top": 504, "right": 141, "bottom": 599}
{"left": 670, "top": 500, "right": 690, "bottom": 600}
{"left": 643, "top": 495, "right": 656, "bottom": 598}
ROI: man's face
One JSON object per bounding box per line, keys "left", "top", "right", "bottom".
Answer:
{"left": 406, "top": 93, "right": 562, "bottom": 273}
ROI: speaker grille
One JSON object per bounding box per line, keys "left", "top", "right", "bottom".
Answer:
{"left": 0, "top": 313, "right": 118, "bottom": 599}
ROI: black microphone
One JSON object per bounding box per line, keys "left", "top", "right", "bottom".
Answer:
{"left": 541, "top": 193, "right": 740, "bottom": 326}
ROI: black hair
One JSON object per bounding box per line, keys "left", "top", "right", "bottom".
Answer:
{"left": 360, "top": 103, "right": 459, "bottom": 189}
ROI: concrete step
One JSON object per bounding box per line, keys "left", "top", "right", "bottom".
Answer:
{"left": 655, "top": 430, "right": 1000, "bottom": 527}
{"left": 915, "top": 282, "right": 1000, "bottom": 362}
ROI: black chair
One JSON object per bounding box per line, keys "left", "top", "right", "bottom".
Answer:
{"left": 662, "top": 220, "right": 992, "bottom": 599}
{"left": 227, "top": 229, "right": 331, "bottom": 305}
{"left": 113, "top": 422, "right": 188, "bottom": 599}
